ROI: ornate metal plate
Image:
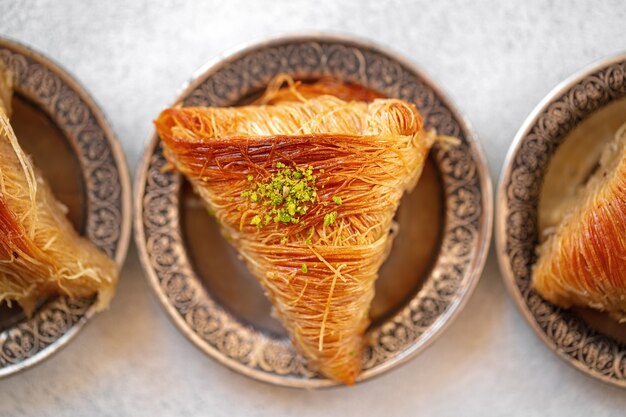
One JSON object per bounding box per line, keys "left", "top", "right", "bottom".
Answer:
{"left": 136, "top": 34, "right": 492, "bottom": 388}
{"left": 0, "top": 38, "right": 131, "bottom": 378}
{"left": 497, "top": 53, "right": 626, "bottom": 387}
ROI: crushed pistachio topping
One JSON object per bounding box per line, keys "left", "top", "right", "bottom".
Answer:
{"left": 301, "top": 263, "right": 308, "bottom": 273}
{"left": 332, "top": 196, "right": 342, "bottom": 205}
{"left": 242, "top": 162, "right": 318, "bottom": 228}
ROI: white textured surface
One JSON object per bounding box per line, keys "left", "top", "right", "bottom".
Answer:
{"left": 1, "top": 0, "right": 626, "bottom": 415}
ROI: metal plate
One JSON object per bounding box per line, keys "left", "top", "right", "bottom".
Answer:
{"left": 497, "top": 53, "right": 626, "bottom": 388}
{"left": 0, "top": 38, "right": 132, "bottom": 378}
{"left": 135, "top": 33, "right": 492, "bottom": 388}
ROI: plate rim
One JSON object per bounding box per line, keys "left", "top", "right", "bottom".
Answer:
{"left": 0, "top": 36, "right": 132, "bottom": 379}
{"left": 134, "top": 31, "right": 493, "bottom": 388}
{"left": 496, "top": 51, "right": 626, "bottom": 388}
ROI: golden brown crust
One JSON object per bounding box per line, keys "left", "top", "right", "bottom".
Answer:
{"left": 0, "top": 196, "right": 49, "bottom": 264}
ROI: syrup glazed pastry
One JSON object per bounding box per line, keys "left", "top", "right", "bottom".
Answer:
{"left": 155, "top": 76, "right": 439, "bottom": 384}
{"left": 533, "top": 122, "right": 626, "bottom": 322}
{"left": 0, "top": 68, "right": 118, "bottom": 315}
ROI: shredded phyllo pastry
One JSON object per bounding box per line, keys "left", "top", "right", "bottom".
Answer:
{"left": 155, "top": 76, "right": 439, "bottom": 384}
{"left": 0, "top": 67, "right": 118, "bottom": 315}
{"left": 533, "top": 122, "right": 626, "bottom": 322}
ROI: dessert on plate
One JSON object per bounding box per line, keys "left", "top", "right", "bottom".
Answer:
{"left": 155, "top": 76, "right": 440, "bottom": 384}
{"left": 533, "top": 121, "right": 626, "bottom": 322}
{"left": 0, "top": 67, "right": 118, "bottom": 315}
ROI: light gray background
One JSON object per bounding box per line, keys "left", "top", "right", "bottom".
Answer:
{"left": 1, "top": 0, "right": 625, "bottom": 416}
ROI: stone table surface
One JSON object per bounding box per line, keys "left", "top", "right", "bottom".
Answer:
{"left": 1, "top": 0, "right": 626, "bottom": 415}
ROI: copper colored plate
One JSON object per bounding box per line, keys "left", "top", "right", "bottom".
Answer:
{"left": 497, "top": 54, "right": 626, "bottom": 388}
{"left": 136, "top": 33, "right": 492, "bottom": 388}
{"left": 0, "top": 38, "right": 131, "bottom": 378}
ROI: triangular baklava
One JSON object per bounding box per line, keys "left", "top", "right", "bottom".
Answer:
{"left": 156, "top": 77, "right": 436, "bottom": 384}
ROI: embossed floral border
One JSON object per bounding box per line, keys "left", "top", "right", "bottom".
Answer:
{"left": 0, "top": 39, "right": 131, "bottom": 378}
{"left": 498, "top": 55, "right": 626, "bottom": 387}
{"left": 137, "top": 35, "right": 492, "bottom": 388}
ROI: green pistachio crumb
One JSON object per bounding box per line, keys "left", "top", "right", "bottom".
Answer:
{"left": 301, "top": 263, "right": 308, "bottom": 273}
{"left": 332, "top": 196, "right": 342, "bottom": 205}
{"left": 247, "top": 175, "right": 254, "bottom": 181}
{"left": 250, "top": 215, "right": 262, "bottom": 228}
{"left": 324, "top": 211, "right": 337, "bottom": 226}
{"left": 271, "top": 195, "right": 283, "bottom": 206}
